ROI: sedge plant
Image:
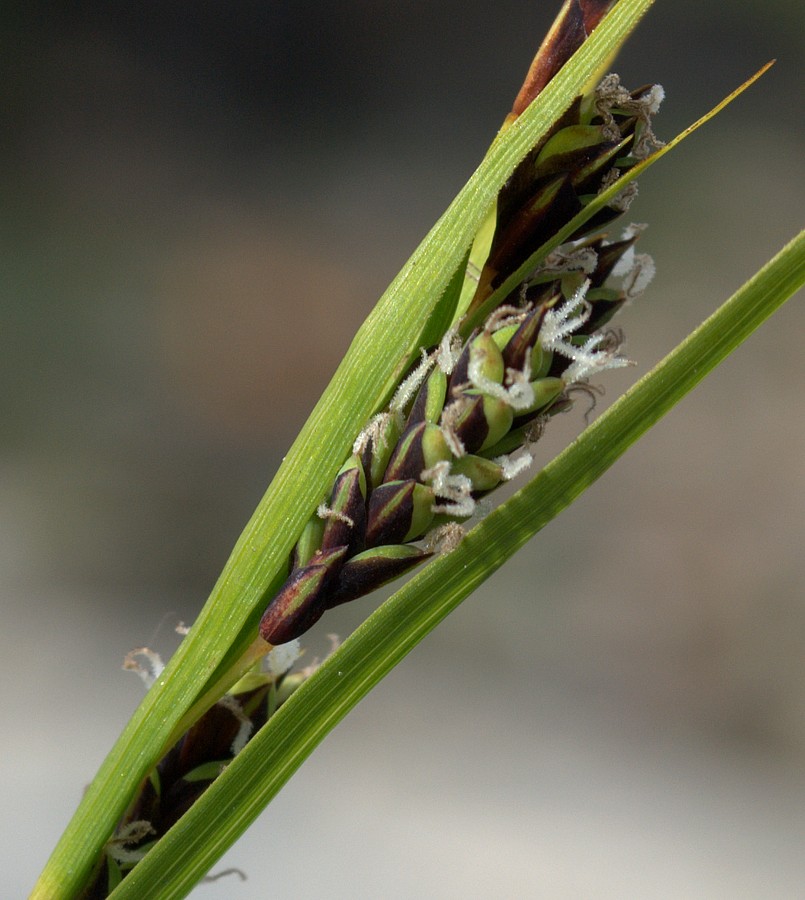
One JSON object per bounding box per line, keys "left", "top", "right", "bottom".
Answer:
{"left": 31, "top": 1, "right": 804, "bottom": 897}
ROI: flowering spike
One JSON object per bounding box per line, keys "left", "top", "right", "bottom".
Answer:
{"left": 88, "top": 13, "right": 676, "bottom": 892}
{"left": 256, "top": 60, "right": 664, "bottom": 649}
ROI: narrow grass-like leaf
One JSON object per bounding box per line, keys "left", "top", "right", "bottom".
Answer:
{"left": 108, "top": 231, "right": 804, "bottom": 899}
{"left": 31, "top": 3, "right": 656, "bottom": 896}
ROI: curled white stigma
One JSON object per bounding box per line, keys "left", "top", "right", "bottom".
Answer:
{"left": 561, "top": 332, "right": 635, "bottom": 384}
{"left": 421, "top": 460, "right": 476, "bottom": 518}
{"left": 539, "top": 281, "right": 593, "bottom": 351}
{"left": 438, "top": 402, "right": 468, "bottom": 458}
{"left": 495, "top": 451, "right": 534, "bottom": 481}
{"left": 353, "top": 411, "right": 394, "bottom": 456}
{"left": 424, "top": 522, "right": 466, "bottom": 555}
{"left": 435, "top": 326, "right": 464, "bottom": 375}
{"left": 316, "top": 504, "right": 354, "bottom": 528}
{"left": 468, "top": 351, "right": 535, "bottom": 412}
{"left": 391, "top": 347, "right": 433, "bottom": 413}
{"left": 611, "top": 225, "right": 656, "bottom": 301}
{"left": 107, "top": 822, "right": 157, "bottom": 864}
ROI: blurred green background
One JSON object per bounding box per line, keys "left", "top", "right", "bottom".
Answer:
{"left": 3, "top": 2, "right": 803, "bottom": 897}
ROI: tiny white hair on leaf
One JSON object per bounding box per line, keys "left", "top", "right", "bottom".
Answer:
{"left": 495, "top": 451, "right": 533, "bottom": 481}
{"left": 438, "top": 402, "right": 468, "bottom": 458}
{"left": 353, "top": 411, "right": 395, "bottom": 456}
{"left": 435, "top": 326, "right": 464, "bottom": 375}
{"left": 539, "top": 281, "right": 592, "bottom": 352}
{"left": 424, "top": 522, "right": 466, "bottom": 555}
{"left": 421, "top": 460, "right": 476, "bottom": 518}
{"left": 391, "top": 348, "right": 433, "bottom": 413}
{"left": 217, "top": 694, "right": 254, "bottom": 756}
{"left": 122, "top": 647, "right": 165, "bottom": 690}
{"left": 316, "top": 504, "right": 354, "bottom": 528}
{"left": 266, "top": 639, "right": 302, "bottom": 676}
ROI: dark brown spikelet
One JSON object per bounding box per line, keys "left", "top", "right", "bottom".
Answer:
{"left": 510, "top": 0, "right": 617, "bottom": 119}
{"left": 81, "top": 656, "right": 309, "bottom": 897}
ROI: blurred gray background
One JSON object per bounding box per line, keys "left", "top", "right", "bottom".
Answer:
{"left": 3, "top": 1, "right": 803, "bottom": 897}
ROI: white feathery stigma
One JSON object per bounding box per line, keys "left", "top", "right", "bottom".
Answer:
{"left": 217, "top": 694, "right": 255, "bottom": 756}
{"left": 468, "top": 351, "right": 535, "bottom": 411}
{"left": 316, "top": 504, "right": 354, "bottom": 528}
{"left": 391, "top": 347, "right": 433, "bottom": 413}
{"left": 353, "top": 411, "right": 394, "bottom": 456}
{"left": 612, "top": 224, "right": 656, "bottom": 300}
{"left": 421, "top": 460, "right": 476, "bottom": 518}
{"left": 561, "top": 332, "right": 634, "bottom": 384}
{"left": 539, "top": 281, "right": 593, "bottom": 351}
{"left": 438, "top": 402, "right": 468, "bottom": 458}
{"left": 435, "top": 326, "right": 464, "bottom": 375}
{"left": 495, "top": 451, "right": 534, "bottom": 481}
